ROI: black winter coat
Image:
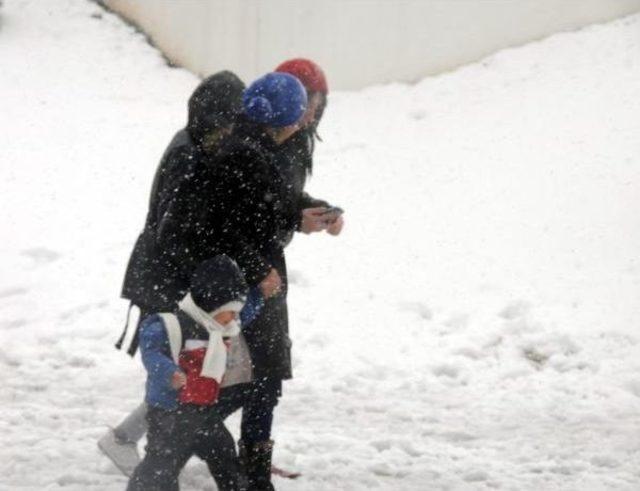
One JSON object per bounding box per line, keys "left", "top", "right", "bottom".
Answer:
{"left": 235, "top": 128, "right": 330, "bottom": 380}
{"left": 240, "top": 126, "right": 332, "bottom": 381}
{"left": 192, "top": 118, "right": 305, "bottom": 380}
{"left": 121, "top": 71, "right": 245, "bottom": 314}
{"left": 121, "top": 115, "right": 329, "bottom": 376}
{"left": 120, "top": 129, "right": 205, "bottom": 313}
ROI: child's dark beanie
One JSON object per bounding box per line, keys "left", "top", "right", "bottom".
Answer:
{"left": 190, "top": 255, "right": 248, "bottom": 313}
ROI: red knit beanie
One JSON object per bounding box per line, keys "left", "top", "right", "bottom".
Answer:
{"left": 275, "top": 58, "right": 328, "bottom": 94}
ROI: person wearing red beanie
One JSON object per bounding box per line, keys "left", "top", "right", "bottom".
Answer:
{"left": 276, "top": 58, "right": 329, "bottom": 141}
{"left": 275, "top": 58, "right": 328, "bottom": 94}
{"left": 274, "top": 57, "right": 340, "bottom": 228}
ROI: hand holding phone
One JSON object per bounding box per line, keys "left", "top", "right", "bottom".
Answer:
{"left": 321, "top": 206, "right": 345, "bottom": 235}
{"left": 301, "top": 207, "right": 330, "bottom": 234}
{"left": 321, "top": 206, "right": 344, "bottom": 217}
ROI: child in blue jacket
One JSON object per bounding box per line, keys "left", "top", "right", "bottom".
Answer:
{"left": 127, "top": 256, "right": 263, "bottom": 491}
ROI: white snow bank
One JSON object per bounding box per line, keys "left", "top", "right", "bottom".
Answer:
{"left": 1, "top": 1, "right": 639, "bottom": 489}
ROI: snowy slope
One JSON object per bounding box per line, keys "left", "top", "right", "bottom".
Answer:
{"left": 1, "top": 1, "right": 640, "bottom": 490}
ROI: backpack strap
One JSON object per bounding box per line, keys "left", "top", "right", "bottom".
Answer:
{"left": 158, "top": 313, "right": 182, "bottom": 364}
{"left": 114, "top": 302, "right": 134, "bottom": 351}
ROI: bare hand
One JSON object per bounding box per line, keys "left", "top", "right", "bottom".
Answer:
{"left": 259, "top": 268, "right": 282, "bottom": 298}
{"left": 171, "top": 371, "right": 187, "bottom": 390}
{"left": 300, "top": 207, "right": 331, "bottom": 234}
{"left": 327, "top": 215, "right": 344, "bottom": 236}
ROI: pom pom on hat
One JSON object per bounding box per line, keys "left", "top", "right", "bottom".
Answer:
{"left": 244, "top": 96, "right": 273, "bottom": 123}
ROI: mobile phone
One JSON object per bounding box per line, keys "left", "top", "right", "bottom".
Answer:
{"left": 321, "top": 206, "right": 344, "bottom": 216}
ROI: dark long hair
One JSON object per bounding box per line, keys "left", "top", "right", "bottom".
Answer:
{"left": 304, "top": 92, "right": 327, "bottom": 175}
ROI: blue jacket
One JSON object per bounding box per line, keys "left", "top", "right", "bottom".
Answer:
{"left": 139, "top": 287, "right": 264, "bottom": 410}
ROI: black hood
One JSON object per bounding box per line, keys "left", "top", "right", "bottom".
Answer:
{"left": 187, "top": 71, "right": 245, "bottom": 145}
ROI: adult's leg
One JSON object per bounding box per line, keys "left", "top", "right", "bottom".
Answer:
{"left": 240, "top": 378, "right": 282, "bottom": 491}
{"left": 240, "top": 378, "right": 281, "bottom": 444}
{"left": 98, "top": 402, "right": 147, "bottom": 476}
{"left": 118, "top": 308, "right": 154, "bottom": 438}
{"left": 100, "top": 306, "right": 154, "bottom": 475}
{"left": 113, "top": 402, "right": 148, "bottom": 443}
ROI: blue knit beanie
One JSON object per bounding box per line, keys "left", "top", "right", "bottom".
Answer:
{"left": 243, "top": 72, "right": 308, "bottom": 128}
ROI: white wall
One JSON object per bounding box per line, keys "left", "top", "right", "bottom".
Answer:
{"left": 105, "top": 0, "right": 640, "bottom": 90}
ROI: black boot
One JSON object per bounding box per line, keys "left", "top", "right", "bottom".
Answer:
{"left": 245, "top": 440, "right": 275, "bottom": 491}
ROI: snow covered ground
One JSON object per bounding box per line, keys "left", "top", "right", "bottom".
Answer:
{"left": 1, "top": 1, "right": 640, "bottom": 489}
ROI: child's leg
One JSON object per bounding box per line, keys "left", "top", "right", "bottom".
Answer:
{"left": 127, "top": 407, "right": 193, "bottom": 491}
{"left": 114, "top": 402, "right": 148, "bottom": 443}
{"left": 194, "top": 409, "right": 241, "bottom": 491}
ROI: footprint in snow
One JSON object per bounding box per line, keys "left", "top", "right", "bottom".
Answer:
{"left": 441, "top": 431, "right": 478, "bottom": 442}
{"left": 0, "top": 287, "right": 28, "bottom": 299}
{"left": 499, "top": 300, "right": 531, "bottom": 320}
{"left": 59, "top": 300, "right": 109, "bottom": 321}
{"left": 590, "top": 455, "right": 619, "bottom": 468}
{"left": 624, "top": 379, "right": 640, "bottom": 398}
{"left": 443, "top": 312, "right": 469, "bottom": 330}
{"left": 0, "top": 349, "right": 21, "bottom": 367}
{"left": 399, "top": 301, "right": 432, "bottom": 320}
{"left": 464, "top": 471, "right": 489, "bottom": 482}
{"left": 1, "top": 318, "right": 28, "bottom": 329}
{"left": 453, "top": 346, "right": 484, "bottom": 360}
{"left": 21, "top": 247, "right": 61, "bottom": 265}
{"left": 432, "top": 363, "right": 460, "bottom": 378}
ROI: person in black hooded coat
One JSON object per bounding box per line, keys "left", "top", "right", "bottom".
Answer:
{"left": 99, "top": 72, "right": 249, "bottom": 480}
{"left": 117, "top": 71, "right": 246, "bottom": 355}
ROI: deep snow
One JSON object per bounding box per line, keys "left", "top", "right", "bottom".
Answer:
{"left": 1, "top": 1, "right": 640, "bottom": 490}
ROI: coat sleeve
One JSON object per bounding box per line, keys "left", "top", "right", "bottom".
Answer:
{"left": 153, "top": 147, "right": 193, "bottom": 231}
{"left": 212, "top": 232, "right": 272, "bottom": 285}
{"left": 240, "top": 287, "right": 265, "bottom": 327}
{"left": 155, "top": 170, "right": 207, "bottom": 278}
{"left": 299, "top": 191, "right": 330, "bottom": 210}
{"left": 139, "top": 317, "right": 180, "bottom": 386}
{"left": 155, "top": 150, "right": 222, "bottom": 281}
{"left": 156, "top": 149, "right": 273, "bottom": 286}
{"left": 295, "top": 192, "right": 331, "bottom": 231}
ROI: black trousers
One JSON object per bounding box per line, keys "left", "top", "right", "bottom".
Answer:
{"left": 215, "top": 378, "right": 282, "bottom": 444}
{"left": 127, "top": 404, "right": 240, "bottom": 491}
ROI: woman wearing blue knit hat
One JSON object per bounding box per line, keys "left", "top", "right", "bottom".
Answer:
{"left": 174, "top": 71, "right": 308, "bottom": 490}
{"left": 243, "top": 71, "right": 308, "bottom": 141}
